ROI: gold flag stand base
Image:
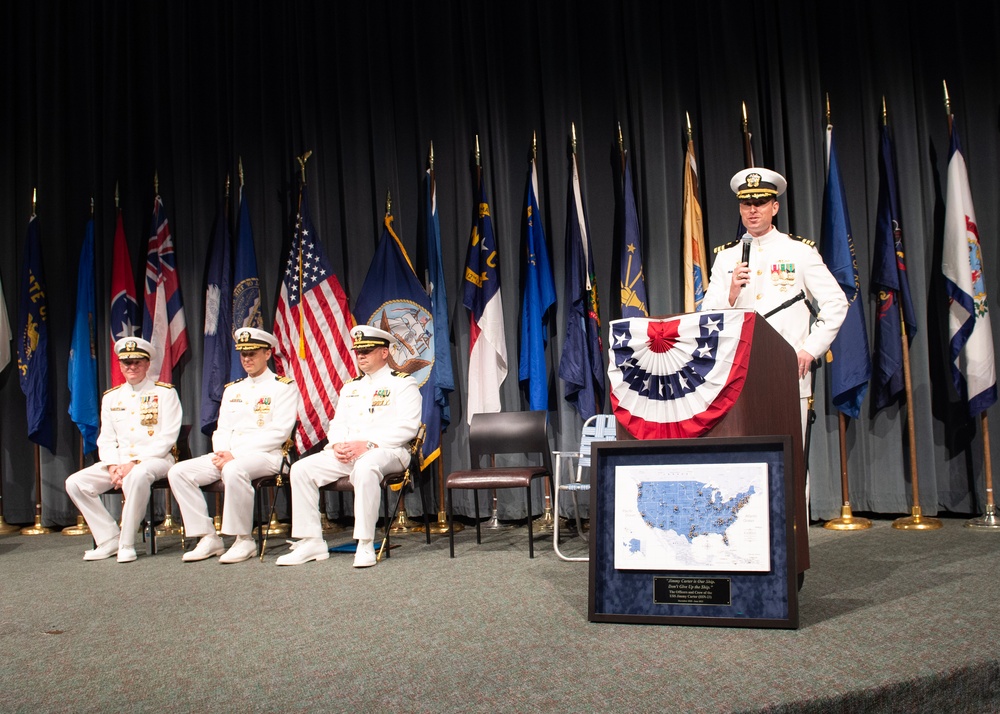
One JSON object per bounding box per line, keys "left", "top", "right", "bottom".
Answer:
{"left": 388, "top": 507, "right": 422, "bottom": 534}
{"left": 413, "top": 511, "right": 464, "bottom": 535}
{"left": 0, "top": 515, "right": 22, "bottom": 534}
{"left": 321, "top": 515, "right": 345, "bottom": 534}
{"left": 481, "top": 508, "right": 514, "bottom": 531}
{"left": 823, "top": 504, "right": 872, "bottom": 531}
{"left": 265, "top": 514, "right": 289, "bottom": 536}
{"left": 155, "top": 513, "right": 183, "bottom": 536}
{"left": 213, "top": 515, "right": 222, "bottom": 534}
{"left": 892, "top": 505, "right": 942, "bottom": 530}
{"left": 21, "top": 515, "right": 52, "bottom": 535}
{"left": 531, "top": 508, "right": 563, "bottom": 533}
{"left": 965, "top": 503, "right": 1000, "bottom": 530}
{"left": 62, "top": 515, "right": 91, "bottom": 536}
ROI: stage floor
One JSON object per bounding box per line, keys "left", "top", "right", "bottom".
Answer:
{"left": 1, "top": 517, "right": 998, "bottom": 712}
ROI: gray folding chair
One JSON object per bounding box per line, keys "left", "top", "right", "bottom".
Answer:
{"left": 552, "top": 414, "right": 617, "bottom": 562}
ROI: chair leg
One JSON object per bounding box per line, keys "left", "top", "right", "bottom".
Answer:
{"left": 380, "top": 485, "right": 392, "bottom": 560}
{"left": 447, "top": 488, "right": 455, "bottom": 558}
{"left": 526, "top": 486, "right": 534, "bottom": 559}
{"left": 418, "top": 477, "right": 432, "bottom": 544}
{"left": 146, "top": 489, "right": 157, "bottom": 556}
{"left": 474, "top": 489, "right": 481, "bottom": 545}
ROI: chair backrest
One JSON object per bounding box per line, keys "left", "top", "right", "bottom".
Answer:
{"left": 579, "top": 414, "right": 617, "bottom": 469}
{"left": 468, "top": 411, "right": 552, "bottom": 474}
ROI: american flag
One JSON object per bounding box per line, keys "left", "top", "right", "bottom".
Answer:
{"left": 142, "top": 195, "right": 188, "bottom": 383}
{"left": 273, "top": 190, "right": 357, "bottom": 451}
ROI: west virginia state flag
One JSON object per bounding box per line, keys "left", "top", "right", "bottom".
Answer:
{"left": 18, "top": 214, "right": 54, "bottom": 451}
{"left": 354, "top": 216, "right": 437, "bottom": 468}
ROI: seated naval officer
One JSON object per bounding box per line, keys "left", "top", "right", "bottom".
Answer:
{"left": 276, "top": 325, "right": 422, "bottom": 568}
{"left": 167, "top": 327, "right": 297, "bottom": 563}
{"left": 702, "top": 167, "right": 848, "bottom": 437}
{"left": 65, "top": 337, "right": 182, "bottom": 563}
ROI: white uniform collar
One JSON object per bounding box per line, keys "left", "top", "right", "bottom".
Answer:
{"left": 245, "top": 367, "right": 275, "bottom": 384}
{"left": 360, "top": 364, "right": 393, "bottom": 381}
{"left": 746, "top": 226, "right": 782, "bottom": 247}
{"left": 124, "top": 377, "right": 154, "bottom": 393}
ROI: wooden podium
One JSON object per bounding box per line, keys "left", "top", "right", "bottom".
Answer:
{"left": 615, "top": 312, "right": 809, "bottom": 572}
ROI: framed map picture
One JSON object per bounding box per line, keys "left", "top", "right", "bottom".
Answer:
{"left": 588, "top": 435, "right": 798, "bottom": 629}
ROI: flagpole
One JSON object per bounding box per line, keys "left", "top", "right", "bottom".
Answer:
{"left": 741, "top": 101, "right": 755, "bottom": 168}
{"left": 417, "top": 142, "right": 463, "bottom": 537}
{"left": 150, "top": 171, "right": 184, "bottom": 538}
{"left": 822, "top": 97, "right": 870, "bottom": 531}
{"left": 949, "top": 80, "right": 1000, "bottom": 530}
{"left": 21, "top": 191, "right": 52, "bottom": 536}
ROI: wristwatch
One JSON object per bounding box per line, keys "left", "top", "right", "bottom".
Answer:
{"left": 366, "top": 441, "right": 376, "bottom": 450}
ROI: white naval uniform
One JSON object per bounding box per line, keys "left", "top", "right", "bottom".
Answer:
{"left": 703, "top": 227, "right": 848, "bottom": 405}
{"left": 289, "top": 363, "right": 422, "bottom": 541}
{"left": 65, "top": 379, "right": 182, "bottom": 548}
{"left": 167, "top": 368, "right": 297, "bottom": 537}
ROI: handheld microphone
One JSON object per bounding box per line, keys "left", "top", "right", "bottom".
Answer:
{"left": 740, "top": 236, "right": 752, "bottom": 288}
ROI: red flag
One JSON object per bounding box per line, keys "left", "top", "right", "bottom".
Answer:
{"left": 272, "top": 190, "right": 357, "bottom": 451}
{"left": 109, "top": 210, "right": 139, "bottom": 386}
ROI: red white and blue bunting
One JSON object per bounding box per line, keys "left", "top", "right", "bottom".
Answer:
{"left": 608, "top": 311, "right": 756, "bottom": 439}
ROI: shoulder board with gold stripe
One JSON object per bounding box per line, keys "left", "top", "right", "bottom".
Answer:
{"left": 224, "top": 378, "right": 244, "bottom": 388}
{"left": 155, "top": 382, "right": 175, "bottom": 389}
{"left": 103, "top": 384, "right": 123, "bottom": 395}
{"left": 275, "top": 375, "right": 294, "bottom": 384}
{"left": 391, "top": 370, "right": 411, "bottom": 378}
{"left": 790, "top": 234, "right": 816, "bottom": 248}
{"left": 348, "top": 375, "right": 364, "bottom": 383}
{"left": 713, "top": 239, "right": 742, "bottom": 254}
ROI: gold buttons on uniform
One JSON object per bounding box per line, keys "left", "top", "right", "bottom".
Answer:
{"left": 756, "top": 294, "right": 762, "bottom": 300}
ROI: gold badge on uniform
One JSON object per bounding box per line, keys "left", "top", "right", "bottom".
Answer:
{"left": 254, "top": 396, "right": 272, "bottom": 427}
{"left": 770, "top": 261, "right": 796, "bottom": 292}
{"left": 140, "top": 394, "right": 159, "bottom": 435}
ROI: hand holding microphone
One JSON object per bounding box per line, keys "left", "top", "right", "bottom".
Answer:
{"left": 739, "top": 235, "right": 752, "bottom": 289}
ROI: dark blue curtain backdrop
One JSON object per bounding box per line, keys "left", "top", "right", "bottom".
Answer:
{"left": 1, "top": 0, "right": 998, "bottom": 524}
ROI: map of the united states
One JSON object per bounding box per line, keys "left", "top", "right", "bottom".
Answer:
{"left": 636, "top": 481, "right": 756, "bottom": 546}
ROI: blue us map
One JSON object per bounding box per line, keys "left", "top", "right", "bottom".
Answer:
{"left": 614, "top": 463, "right": 770, "bottom": 572}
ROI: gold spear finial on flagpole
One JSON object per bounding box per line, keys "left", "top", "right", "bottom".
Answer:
{"left": 825, "top": 93, "right": 831, "bottom": 126}
{"left": 297, "top": 150, "right": 312, "bottom": 185}
{"left": 882, "top": 96, "right": 888, "bottom": 127}
{"left": 475, "top": 134, "right": 481, "bottom": 168}
{"left": 225, "top": 173, "right": 231, "bottom": 199}
{"left": 571, "top": 122, "right": 577, "bottom": 155}
{"left": 115, "top": 180, "right": 119, "bottom": 209}
{"left": 943, "top": 79, "right": 951, "bottom": 117}
{"left": 239, "top": 156, "right": 245, "bottom": 188}
{"left": 31, "top": 188, "right": 36, "bottom": 216}
{"left": 532, "top": 130, "right": 537, "bottom": 161}
{"left": 91, "top": 196, "right": 94, "bottom": 216}
{"left": 385, "top": 189, "right": 392, "bottom": 218}
{"left": 428, "top": 141, "right": 434, "bottom": 171}
{"left": 685, "top": 111, "right": 692, "bottom": 143}
{"left": 154, "top": 171, "right": 159, "bottom": 196}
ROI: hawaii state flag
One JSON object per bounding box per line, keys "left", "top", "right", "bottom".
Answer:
{"left": 109, "top": 210, "right": 139, "bottom": 386}
{"left": 943, "top": 123, "right": 997, "bottom": 415}
{"left": 143, "top": 194, "right": 188, "bottom": 383}
{"left": 462, "top": 166, "right": 507, "bottom": 423}
{"left": 518, "top": 157, "right": 556, "bottom": 411}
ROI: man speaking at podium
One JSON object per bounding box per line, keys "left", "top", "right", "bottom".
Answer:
{"left": 702, "top": 168, "right": 847, "bottom": 443}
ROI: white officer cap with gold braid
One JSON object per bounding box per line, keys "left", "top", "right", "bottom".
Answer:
{"left": 114, "top": 336, "right": 156, "bottom": 361}
{"left": 351, "top": 325, "right": 393, "bottom": 350}
{"left": 233, "top": 327, "right": 278, "bottom": 351}
{"left": 730, "top": 168, "right": 787, "bottom": 200}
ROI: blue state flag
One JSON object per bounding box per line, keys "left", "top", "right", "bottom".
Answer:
{"left": 200, "top": 197, "right": 232, "bottom": 435}
{"left": 618, "top": 151, "right": 648, "bottom": 318}
{"left": 870, "top": 124, "right": 918, "bottom": 414}
{"left": 422, "top": 165, "right": 454, "bottom": 441}
{"left": 519, "top": 158, "right": 557, "bottom": 411}
{"left": 820, "top": 125, "right": 871, "bottom": 418}
{"left": 17, "top": 215, "right": 54, "bottom": 452}
{"left": 559, "top": 153, "right": 605, "bottom": 420}
{"left": 230, "top": 185, "right": 262, "bottom": 380}
{"left": 68, "top": 217, "right": 100, "bottom": 454}
{"left": 354, "top": 215, "right": 438, "bottom": 468}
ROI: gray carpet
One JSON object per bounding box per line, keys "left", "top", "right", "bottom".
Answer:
{"left": 1, "top": 517, "right": 998, "bottom": 713}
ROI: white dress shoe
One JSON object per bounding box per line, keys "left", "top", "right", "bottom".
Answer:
{"left": 182, "top": 535, "right": 226, "bottom": 562}
{"left": 353, "top": 539, "right": 377, "bottom": 568}
{"left": 117, "top": 546, "right": 137, "bottom": 563}
{"left": 275, "top": 538, "right": 329, "bottom": 566}
{"left": 83, "top": 538, "right": 120, "bottom": 561}
{"left": 219, "top": 538, "right": 257, "bottom": 564}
